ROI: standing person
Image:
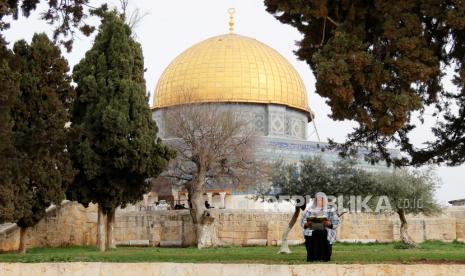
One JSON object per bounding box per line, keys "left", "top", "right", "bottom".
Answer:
{"left": 301, "top": 192, "right": 339, "bottom": 262}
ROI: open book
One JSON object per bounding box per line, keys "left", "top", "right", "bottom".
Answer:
{"left": 307, "top": 215, "right": 327, "bottom": 223}
{"left": 306, "top": 214, "right": 328, "bottom": 230}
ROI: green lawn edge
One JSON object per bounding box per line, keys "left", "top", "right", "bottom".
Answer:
{"left": 0, "top": 241, "right": 464, "bottom": 264}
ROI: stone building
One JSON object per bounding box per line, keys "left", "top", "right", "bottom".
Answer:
{"left": 150, "top": 11, "right": 397, "bottom": 210}
{"left": 449, "top": 198, "right": 465, "bottom": 206}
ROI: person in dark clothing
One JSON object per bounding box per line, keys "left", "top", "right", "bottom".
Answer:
{"left": 301, "top": 192, "right": 339, "bottom": 262}
{"left": 174, "top": 203, "right": 187, "bottom": 209}
{"left": 304, "top": 228, "right": 332, "bottom": 261}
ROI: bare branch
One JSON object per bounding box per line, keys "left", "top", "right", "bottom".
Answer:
{"left": 118, "top": 0, "right": 149, "bottom": 37}
{"left": 326, "top": 16, "right": 339, "bottom": 27}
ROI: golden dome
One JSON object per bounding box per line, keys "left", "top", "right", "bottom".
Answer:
{"left": 153, "top": 33, "right": 310, "bottom": 115}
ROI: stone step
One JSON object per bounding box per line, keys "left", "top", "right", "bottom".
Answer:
{"left": 116, "top": 240, "right": 151, "bottom": 246}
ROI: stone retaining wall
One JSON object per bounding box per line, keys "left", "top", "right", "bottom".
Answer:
{"left": 1, "top": 263, "right": 464, "bottom": 276}
{"left": 114, "top": 209, "right": 305, "bottom": 247}
{"left": 1, "top": 202, "right": 464, "bottom": 251}
{"left": 337, "top": 209, "right": 465, "bottom": 243}
{"left": 0, "top": 203, "right": 97, "bottom": 252}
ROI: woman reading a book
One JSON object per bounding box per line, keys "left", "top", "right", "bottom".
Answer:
{"left": 301, "top": 192, "right": 339, "bottom": 262}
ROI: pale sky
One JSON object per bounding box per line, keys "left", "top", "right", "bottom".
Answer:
{"left": 3, "top": 0, "right": 464, "bottom": 204}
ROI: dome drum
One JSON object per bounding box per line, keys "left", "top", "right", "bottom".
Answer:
{"left": 152, "top": 102, "right": 308, "bottom": 140}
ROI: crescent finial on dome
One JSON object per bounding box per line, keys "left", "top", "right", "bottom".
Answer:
{"left": 228, "top": 8, "right": 235, "bottom": 33}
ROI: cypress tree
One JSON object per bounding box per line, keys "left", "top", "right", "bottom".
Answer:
{"left": 7, "top": 33, "right": 75, "bottom": 253}
{"left": 0, "top": 36, "right": 21, "bottom": 224}
{"left": 68, "top": 11, "right": 174, "bottom": 251}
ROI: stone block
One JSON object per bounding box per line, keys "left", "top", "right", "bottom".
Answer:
{"left": 456, "top": 219, "right": 465, "bottom": 240}
{"left": 160, "top": 240, "right": 182, "bottom": 247}
{"left": 218, "top": 231, "right": 234, "bottom": 239}
{"left": 245, "top": 239, "right": 267, "bottom": 246}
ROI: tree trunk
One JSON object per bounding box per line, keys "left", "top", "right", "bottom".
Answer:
{"left": 397, "top": 209, "right": 417, "bottom": 247}
{"left": 97, "top": 205, "right": 107, "bottom": 252}
{"left": 188, "top": 175, "right": 220, "bottom": 249}
{"left": 278, "top": 207, "right": 301, "bottom": 254}
{"left": 18, "top": 227, "right": 27, "bottom": 254}
{"left": 106, "top": 209, "right": 116, "bottom": 249}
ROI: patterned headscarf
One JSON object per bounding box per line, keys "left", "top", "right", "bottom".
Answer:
{"left": 311, "top": 192, "right": 328, "bottom": 210}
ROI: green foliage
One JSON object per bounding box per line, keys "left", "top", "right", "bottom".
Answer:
{"left": 0, "top": 33, "right": 75, "bottom": 228}
{"left": 0, "top": 36, "right": 21, "bottom": 223}
{"left": 68, "top": 11, "right": 174, "bottom": 214}
{"left": 270, "top": 160, "right": 304, "bottom": 196}
{"left": 270, "top": 156, "right": 440, "bottom": 215}
{"left": 373, "top": 169, "right": 441, "bottom": 215}
{"left": 271, "top": 156, "right": 377, "bottom": 208}
{"left": 302, "top": 157, "right": 378, "bottom": 201}
{"left": 264, "top": 0, "right": 465, "bottom": 166}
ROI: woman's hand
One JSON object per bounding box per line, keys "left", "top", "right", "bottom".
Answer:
{"left": 323, "top": 219, "right": 332, "bottom": 227}
{"left": 304, "top": 221, "right": 312, "bottom": 229}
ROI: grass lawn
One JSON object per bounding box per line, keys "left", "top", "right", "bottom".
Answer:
{"left": 0, "top": 241, "right": 464, "bottom": 264}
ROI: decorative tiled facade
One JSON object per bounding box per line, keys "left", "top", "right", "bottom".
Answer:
{"left": 254, "top": 113, "right": 266, "bottom": 135}
{"left": 153, "top": 103, "right": 308, "bottom": 140}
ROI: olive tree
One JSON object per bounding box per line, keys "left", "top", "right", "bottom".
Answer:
{"left": 269, "top": 156, "right": 378, "bottom": 253}
{"left": 373, "top": 169, "right": 441, "bottom": 247}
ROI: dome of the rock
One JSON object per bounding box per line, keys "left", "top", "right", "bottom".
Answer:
{"left": 149, "top": 12, "right": 397, "bottom": 210}
{"left": 152, "top": 33, "right": 310, "bottom": 116}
